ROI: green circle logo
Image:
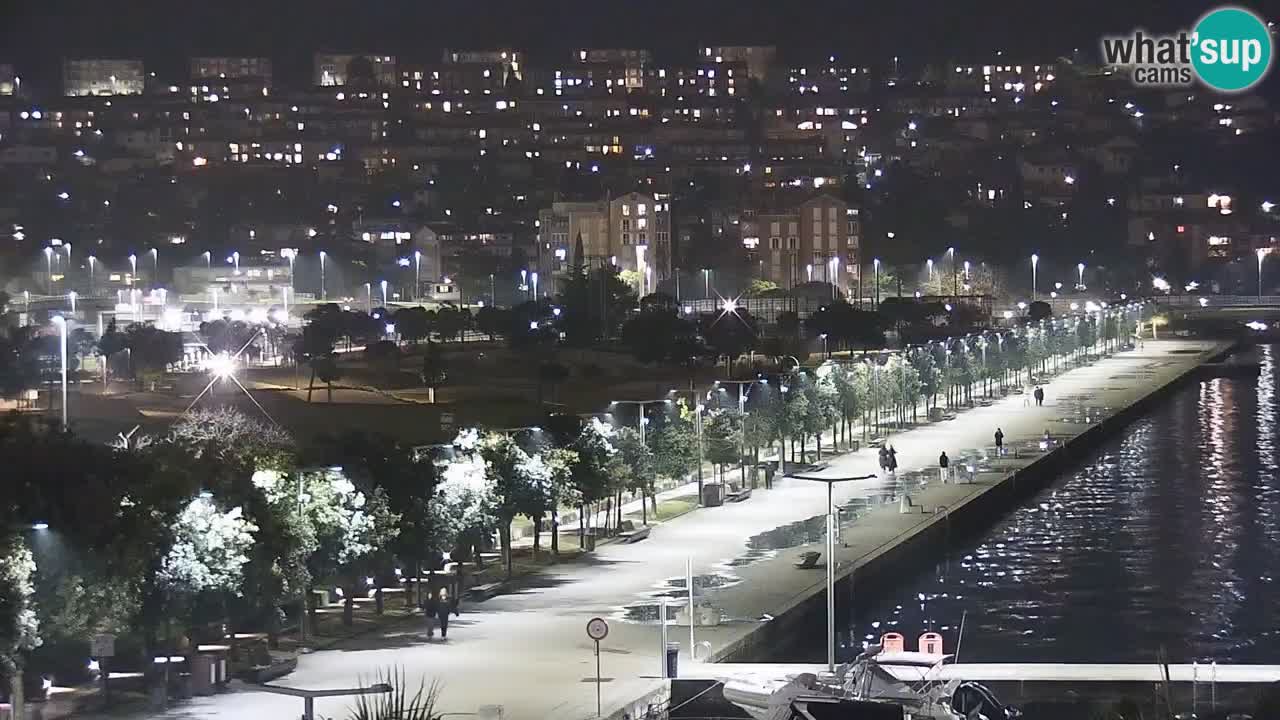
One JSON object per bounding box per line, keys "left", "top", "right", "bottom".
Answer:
{"left": 1192, "top": 6, "right": 1272, "bottom": 92}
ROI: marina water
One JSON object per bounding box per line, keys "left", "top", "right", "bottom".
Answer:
{"left": 784, "top": 345, "right": 1280, "bottom": 665}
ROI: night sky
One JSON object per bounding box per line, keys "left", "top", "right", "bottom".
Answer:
{"left": 2, "top": 0, "right": 1270, "bottom": 94}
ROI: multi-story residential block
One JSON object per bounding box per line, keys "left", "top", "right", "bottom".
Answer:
{"left": 63, "top": 59, "right": 144, "bottom": 96}
{"left": 314, "top": 54, "right": 397, "bottom": 87}
{"left": 704, "top": 46, "right": 777, "bottom": 83}
{"left": 537, "top": 192, "right": 672, "bottom": 296}
{"left": 740, "top": 192, "right": 861, "bottom": 292}
{"left": 0, "top": 65, "right": 15, "bottom": 95}
{"left": 191, "top": 57, "right": 273, "bottom": 83}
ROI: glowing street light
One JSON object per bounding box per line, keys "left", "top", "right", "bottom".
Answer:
{"left": 1031, "top": 253, "right": 1039, "bottom": 298}
{"left": 1077, "top": 262, "right": 1086, "bottom": 289}
{"left": 1259, "top": 248, "right": 1269, "bottom": 300}
{"left": 380, "top": 279, "right": 388, "bottom": 307}
{"left": 202, "top": 250, "right": 212, "bottom": 268}
{"left": 948, "top": 247, "right": 957, "bottom": 297}
{"left": 44, "top": 247, "right": 54, "bottom": 292}
{"left": 531, "top": 271, "right": 539, "bottom": 299}
{"left": 68, "top": 291, "right": 77, "bottom": 313}
{"left": 365, "top": 282, "right": 372, "bottom": 313}
{"left": 721, "top": 297, "right": 738, "bottom": 313}
{"left": 151, "top": 247, "right": 159, "bottom": 278}
{"left": 87, "top": 255, "right": 96, "bottom": 293}
{"left": 129, "top": 253, "right": 137, "bottom": 282}
{"left": 414, "top": 250, "right": 422, "bottom": 301}
{"left": 926, "top": 257, "right": 934, "bottom": 281}
{"left": 319, "top": 250, "right": 327, "bottom": 299}
{"left": 51, "top": 316, "right": 68, "bottom": 430}
{"left": 204, "top": 352, "right": 237, "bottom": 381}
{"left": 806, "top": 264, "right": 813, "bottom": 283}
{"left": 232, "top": 251, "right": 240, "bottom": 273}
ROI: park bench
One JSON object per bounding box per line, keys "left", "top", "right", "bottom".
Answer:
{"left": 794, "top": 551, "right": 821, "bottom": 569}
{"left": 467, "top": 582, "right": 505, "bottom": 601}
{"left": 725, "top": 484, "right": 752, "bottom": 502}
{"left": 617, "top": 520, "right": 652, "bottom": 543}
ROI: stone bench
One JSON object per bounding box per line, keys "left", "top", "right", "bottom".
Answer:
{"left": 618, "top": 525, "right": 651, "bottom": 543}
{"left": 725, "top": 485, "right": 752, "bottom": 502}
{"left": 467, "top": 582, "right": 505, "bottom": 601}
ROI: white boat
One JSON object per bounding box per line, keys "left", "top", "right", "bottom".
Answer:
{"left": 721, "top": 647, "right": 1019, "bottom": 720}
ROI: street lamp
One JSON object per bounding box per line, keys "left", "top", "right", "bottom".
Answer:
{"left": 532, "top": 271, "right": 539, "bottom": 299}
{"left": 87, "top": 255, "right": 96, "bottom": 293}
{"left": 281, "top": 248, "right": 296, "bottom": 294}
{"left": 365, "top": 282, "right": 372, "bottom": 313}
{"left": 414, "top": 250, "right": 422, "bottom": 301}
{"left": 68, "top": 291, "right": 77, "bottom": 313}
{"left": 948, "top": 247, "right": 957, "bottom": 297}
{"left": 703, "top": 268, "right": 712, "bottom": 298}
{"left": 1077, "top": 262, "right": 1086, "bottom": 290}
{"left": 319, "top": 251, "right": 327, "bottom": 300}
{"left": 872, "top": 258, "right": 880, "bottom": 308}
{"left": 926, "top": 257, "right": 934, "bottom": 282}
{"left": 1258, "top": 248, "right": 1268, "bottom": 300}
{"left": 128, "top": 253, "right": 137, "bottom": 285}
{"left": 151, "top": 247, "right": 159, "bottom": 279}
{"left": 202, "top": 250, "right": 212, "bottom": 268}
{"left": 232, "top": 251, "right": 240, "bottom": 273}
{"left": 44, "top": 247, "right": 54, "bottom": 293}
{"left": 1031, "top": 253, "right": 1039, "bottom": 299}
{"left": 51, "top": 316, "right": 68, "bottom": 430}
{"left": 380, "top": 279, "right": 388, "bottom": 307}
{"left": 789, "top": 470, "right": 877, "bottom": 673}
{"left": 806, "top": 264, "right": 813, "bottom": 283}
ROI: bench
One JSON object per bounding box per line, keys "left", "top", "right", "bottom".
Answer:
{"left": 467, "top": 582, "right": 505, "bottom": 601}
{"left": 618, "top": 525, "right": 651, "bottom": 543}
{"left": 726, "top": 485, "right": 752, "bottom": 502}
{"left": 794, "top": 551, "right": 822, "bottom": 569}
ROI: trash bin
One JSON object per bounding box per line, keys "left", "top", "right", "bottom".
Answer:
{"left": 701, "top": 483, "right": 724, "bottom": 507}
{"left": 665, "top": 642, "right": 680, "bottom": 679}
{"left": 583, "top": 530, "right": 596, "bottom": 551}
{"left": 190, "top": 655, "right": 215, "bottom": 696}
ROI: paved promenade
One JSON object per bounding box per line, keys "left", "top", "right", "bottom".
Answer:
{"left": 116, "top": 340, "right": 1223, "bottom": 720}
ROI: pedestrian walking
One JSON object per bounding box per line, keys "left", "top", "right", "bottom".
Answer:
{"left": 994, "top": 428, "right": 1004, "bottom": 456}
{"left": 938, "top": 451, "right": 950, "bottom": 483}
{"left": 878, "top": 446, "right": 889, "bottom": 475}
{"left": 422, "top": 589, "right": 439, "bottom": 639}
{"left": 887, "top": 445, "right": 898, "bottom": 474}
{"left": 1034, "top": 386, "right": 1045, "bottom": 406}
{"left": 436, "top": 588, "right": 452, "bottom": 639}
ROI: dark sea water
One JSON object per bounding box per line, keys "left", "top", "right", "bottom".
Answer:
{"left": 792, "top": 345, "right": 1280, "bottom": 665}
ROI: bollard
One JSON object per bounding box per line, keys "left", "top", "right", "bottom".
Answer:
{"left": 899, "top": 495, "right": 914, "bottom": 514}
{"left": 665, "top": 642, "right": 680, "bottom": 679}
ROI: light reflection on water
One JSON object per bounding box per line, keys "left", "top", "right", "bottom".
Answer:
{"left": 815, "top": 346, "right": 1280, "bottom": 664}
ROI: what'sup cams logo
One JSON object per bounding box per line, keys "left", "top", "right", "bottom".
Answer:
{"left": 1102, "top": 6, "right": 1273, "bottom": 92}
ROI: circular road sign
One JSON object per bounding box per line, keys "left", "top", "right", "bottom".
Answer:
{"left": 586, "top": 617, "right": 610, "bottom": 641}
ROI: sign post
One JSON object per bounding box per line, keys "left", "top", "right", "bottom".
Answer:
{"left": 586, "top": 617, "right": 609, "bottom": 717}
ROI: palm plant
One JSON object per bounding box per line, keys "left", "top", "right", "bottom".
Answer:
{"left": 348, "top": 668, "right": 443, "bottom": 720}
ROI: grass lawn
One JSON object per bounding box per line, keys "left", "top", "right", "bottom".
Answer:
{"left": 626, "top": 494, "right": 698, "bottom": 523}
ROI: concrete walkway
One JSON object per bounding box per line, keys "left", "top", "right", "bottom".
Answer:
{"left": 98, "top": 340, "right": 1223, "bottom": 720}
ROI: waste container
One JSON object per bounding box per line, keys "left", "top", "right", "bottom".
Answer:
{"left": 665, "top": 642, "right": 680, "bottom": 679}
{"left": 701, "top": 483, "right": 724, "bottom": 507}
{"left": 190, "top": 655, "right": 215, "bottom": 696}
{"left": 583, "top": 530, "right": 596, "bottom": 551}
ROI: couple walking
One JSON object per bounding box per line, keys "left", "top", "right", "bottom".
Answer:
{"left": 422, "top": 587, "right": 460, "bottom": 640}
{"left": 878, "top": 445, "right": 898, "bottom": 474}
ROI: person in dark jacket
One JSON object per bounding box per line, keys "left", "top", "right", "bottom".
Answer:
{"left": 423, "top": 590, "right": 439, "bottom": 639}
{"left": 887, "top": 445, "right": 898, "bottom": 473}
{"left": 938, "top": 451, "right": 950, "bottom": 482}
{"left": 437, "top": 588, "right": 452, "bottom": 639}
{"left": 994, "top": 428, "right": 1004, "bottom": 455}
{"left": 878, "top": 446, "right": 889, "bottom": 474}
{"left": 1034, "top": 386, "right": 1045, "bottom": 406}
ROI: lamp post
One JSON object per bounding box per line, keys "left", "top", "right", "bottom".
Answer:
{"left": 380, "top": 279, "right": 388, "bottom": 308}
{"left": 203, "top": 250, "right": 212, "bottom": 268}
{"left": 703, "top": 268, "right": 711, "bottom": 298}
{"left": 68, "top": 291, "right": 77, "bottom": 313}
{"left": 948, "top": 247, "right": 957, "bottom": 298}
{"left": 151, "top": 247, "right": 159, "bottom": 280}
{"left": 51, "top": 316, "right": 68, "bottom": 430}
{"left": 830, "top": 256, "right": 841, "bottom": 301}
{"left": 926, "top": 258, "right": 934, "bottom": 283}
{"left": 129, "top": 253, "right": 137, "bottom": 286}
{"left": 790, "top": 470, "right": 877, "bottom": 673}
{"left": 414, "top": 250, "right": 422, "bottom": 301}
{"left": 44, "top": 247, "right": 54, "bottom": 293}
{"left": 872, "top": 257, "right": 880, "bottom": 309}
{"left": 282, "top": 248, "right": 296, "bottom": 294}
{"left": 319, "top": 251, "right": 327, "bottom": 300}
{"left": 1258, "top": 249, "right": 1268, "bottom": 300}
{"left": 1030, "top": 253, "right": 1039, "bottom": 299}
{"left": 365, "top": 283, "right": 372, "bottom": 313}
{"left": 87, "top": 255, "right": 96, "bottom": 294}
{"left": 531, "top": 271, "right": 539, "bottom": 299}
{"left": 1077, "top": 262, "right": 1085, "bottom": 290}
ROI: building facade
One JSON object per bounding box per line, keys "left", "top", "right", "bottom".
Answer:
{"left": 314, "top": 54, "right": 397, "bottom": 87}
{"left": 538, "top": 192, "right": 672, "bottom": 296}
{"left": 63, "top": 59, "right": 145, "bottom": 96}
{"left": 740, "top": 193, "right": 861, "bottom": 293}
{"left": 191, "top": 57, "right": 273, "bottom": 83}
